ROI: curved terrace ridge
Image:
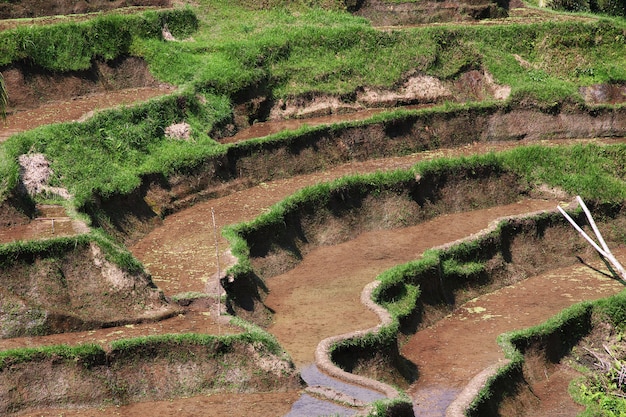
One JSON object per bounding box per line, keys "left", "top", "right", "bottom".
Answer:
{"left": 311, "top": 200, "right": 575, "bottom": 415}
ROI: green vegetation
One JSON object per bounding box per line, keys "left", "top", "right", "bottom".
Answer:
{"left": 0, "top": 9, "right": 198, "bottom": 69}
{"left": 0, "top": 343, "right": 105, "bottom": 370}
{"left": 0, "top": 71, "right": 6, "bottom": 120}
{"left": 1, "top": 2, "right": 625, "bottom": 210}
{"left": 1, "top": 1, "right": 626, "bottom": 415}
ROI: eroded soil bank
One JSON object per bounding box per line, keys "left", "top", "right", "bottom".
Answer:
{"left": 0, "top": 57, "right": 174, "bottom": 141}
{"left": 130, "top": 145, "right": 621, "bottom": 412}
{"left": 0, "top": 239, "right": 177, "bottom": 338}
{"left": 0, "top": 0, "right": 170, "bottom": 20}
{"left": 96, "top": 103, "right": 626, "bottom": 249}
{"left": 0, "top": 335, "right": 301, "bottom": 416}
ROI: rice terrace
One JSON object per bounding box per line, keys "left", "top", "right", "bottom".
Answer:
{"left": 2, "top": 0, "right": 626, "bottom": 416}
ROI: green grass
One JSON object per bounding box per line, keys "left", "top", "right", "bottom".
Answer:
{"left": 0, "top": 9, "right": 198, "bottom": 70}
{"left": 0, "top": 343, "right": 106, "bottom": 370}
{"left": 1, "top": 3, "right": 625, "bottom": 209}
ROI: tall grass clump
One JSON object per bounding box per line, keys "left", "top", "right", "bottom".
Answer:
{"left": 0, "top": 9, "right": 198, "bottom": 70}
{"left": 501, "top": 143, "right": 626, "bottom": 202}
{"left": 2, "top": 90, "right": 225, "bottom": 207}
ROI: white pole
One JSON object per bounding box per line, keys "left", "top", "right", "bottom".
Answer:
{"left": 575, "top": 197, "right": 626, "bottom": 280}
{"left": 577, "top": 196, "right": 611, "bottom": 254}
{"left": 558, "top": 203, "right": 626, "bottom": 281}
{"left": 558, "top": 205, "right": 609, "bottom": 258}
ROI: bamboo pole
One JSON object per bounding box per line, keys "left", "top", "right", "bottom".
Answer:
{"left": 558, "top": 198, "right": 626, "bottom": 281}
{"left": 558, "top": 205, "right": 609, "bottom": 257}
{"left": 577, "top": 196, "right": 611, "bottom": 254}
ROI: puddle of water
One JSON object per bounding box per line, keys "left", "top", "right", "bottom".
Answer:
{"left": 412, "top": 386, "right": 461, "bottom": 417}
{"left": 284, "top": 393, "right": 356, "bottom": 417}
{"left": 300, "top": 364, "right": 385, "bottom": 403}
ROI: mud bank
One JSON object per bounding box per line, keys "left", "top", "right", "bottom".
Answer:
{"left": 2, "top": 56, "right": 165, "bottom": 112}
{"left": 0, "top": 0, "right": 170, "bottom": 20}
{"left": 88, "top": 103, "right": 626, "bottom": 246}
{"left": 0, "top": 237, "right": 177, "bottom": 337}
{"left": 467, "top": 290, "right": 626, "bottom": 416}
{"left": 0, "top": 333, "right": 301, "bottom": 416}
{"left": 226, "top": 165, "right": 564, "bottom": 321}
{"left": 350, "top": 0, "right": 508, "bottom": 26}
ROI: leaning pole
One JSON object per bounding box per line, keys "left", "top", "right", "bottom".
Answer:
{"left": 558, "top": 196, "right": 626, "bottom": 281}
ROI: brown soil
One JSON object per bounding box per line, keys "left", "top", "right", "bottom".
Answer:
{"left": 265, "top": 199, "right": 561, "bottom": 367}
{"left": 404, "top": 254, "right": 625, "bottom": 413}
{"left": 352, "top": 0, "right": 506, "bottom": 26}
{"left": 125, "top": 143, "right": 620, "bottom": 416}
{"left": 0, "top": 57, "right": 175, "bottom": 142}
{"left": 15, "top": 392, "right": 301, "bottom": 417}
{"left": 0, "top": 307, "right": 241, "bottom": 351}
{"left": 129, "top": 141, "right": 542, "bottom": 297}
{"left": 0, "top": 204, "right": 87, "bottom": 243}
{"left": 0, "top": 0, "right": 171, "bottom": 20}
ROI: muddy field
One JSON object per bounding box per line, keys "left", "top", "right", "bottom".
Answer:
{"left": 3, "top": 4, "right": 626, "bottom": 417}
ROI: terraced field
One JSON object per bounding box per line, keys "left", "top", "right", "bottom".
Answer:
{"left": 2, "top": 1, "right": 626, "bottom": 417}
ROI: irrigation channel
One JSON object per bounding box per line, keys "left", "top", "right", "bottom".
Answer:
{"left": 3, "top": 76, "right": 626, "bottom": 416}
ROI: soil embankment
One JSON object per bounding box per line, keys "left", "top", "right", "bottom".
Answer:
{"left": 351, "top": 0, "right": 508, "bottom": 25}
{"left": 0, "top": 0, "right": 171, "bottom": 20}
{"left": 0, "top": 238, "right": 177, "bottom": 337}
{"left": 0, "top": 57, "right": 175, "bottom": 141}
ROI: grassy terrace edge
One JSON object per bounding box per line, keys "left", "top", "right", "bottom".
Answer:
{"left": 0, "top": 330, "right": 300, "bottom": 414}
{"left": 467, "top": 286, "right": 626, "bottom": 415}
